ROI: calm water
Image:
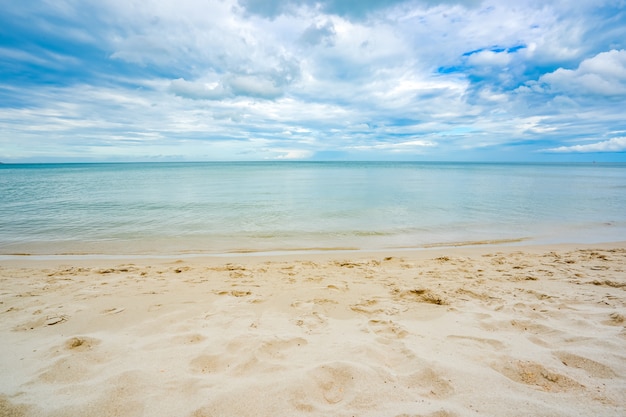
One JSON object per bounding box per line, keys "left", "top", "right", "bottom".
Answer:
{"left": 1, "top": 162, "right": 625, "bottom": 255}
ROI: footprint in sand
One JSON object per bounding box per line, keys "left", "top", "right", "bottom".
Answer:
{"left": 228, "top": 337, "right": 308, "bottom": 376}
{"left": 190, "top": 353, "right": 231, "bottom": 374}
{"left": 39, "top": 337, "right": 105, "bottom": 384}
{"left": 291, "top": 300, "right": 330, "bottom": 331}
{"left": 350, "top": 299, "right": 385, "bottom": 316}
{"left": 190, "top": 336, "right": 308, "bottom": 376}
{"left": 480, "top": 318, "right": 565, "bottom": 343}
{"left": 368, "top": 319, "right": 408, "bottom": 339}
{"left": 293, "top": 311, "right": 328, "bottom": 332}
{"left": 493, "top": 359, "right": 583, "bottom": 392}
{"left": 256, "top": 337, "right": 308, "bottom": 360}
{"left": 307, "top": 362, "right": 357, "bottom": 404}
{"left": 555, "top": 351, "right": 617, "bottom": 378}
{"left": 446, "top": 334, "right": 505, "bottom": 350}
{"left": 401, "top": 367, "right": 455, "bottom": 399}
{"left": 172, "top": 333, "right": 206, "bottom": 345}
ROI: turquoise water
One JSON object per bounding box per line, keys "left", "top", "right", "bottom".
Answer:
{"left": 1, "top": 162, "right": 625, "bottom": 255}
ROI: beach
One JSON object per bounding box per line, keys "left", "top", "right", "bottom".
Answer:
{"left": 1, "top": 242, "right": 625, "bottom": 416}
{"left": 4, "top": 0, "right": 626, "bottom": 414}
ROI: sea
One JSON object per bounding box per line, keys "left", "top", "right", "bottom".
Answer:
{"left": 1, "top": 161, "right": 625, "bottom": 257}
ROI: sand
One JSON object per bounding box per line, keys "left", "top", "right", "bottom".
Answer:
{"left": 1, "top": 243, "right": 625, "bottom": 416}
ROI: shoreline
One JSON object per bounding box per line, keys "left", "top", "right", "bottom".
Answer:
{"left": 3, "top": 218, "right": 625, "bottom": 260}
{"left": 1, "top": 239, "right": 625, "bottom": 264}
{"left": 0, "top": 236, "right": 530, "bottom": 258}
{"left": 2, "top": 241, "right": 625, "bottom": 416}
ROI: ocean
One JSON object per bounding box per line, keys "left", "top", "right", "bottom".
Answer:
{"left": 1, "top": 161, "right": 625, "bottom": 256}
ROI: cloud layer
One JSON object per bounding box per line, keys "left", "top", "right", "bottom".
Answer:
{"left": 1, "top": 0, "right": 625, "bottom": 161}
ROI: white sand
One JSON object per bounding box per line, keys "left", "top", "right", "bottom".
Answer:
{"left": 1, "top": 243, "right": 625, "bottom": 416}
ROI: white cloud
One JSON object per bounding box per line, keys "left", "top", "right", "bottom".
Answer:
{"left": 467, "top": 50, "right": 513, "bottom": 66}
{"left": 271, "top": 149, "right": 314, "bottom": 159}
{"left": 299, "top": 20, "right": 336, "bottom": 46}
{"left": 0, "top": 46, "right": 81, "bottom": 70}
{"left": 516, "top": 116, "right": 557, "bottom": 134}
{"left": 537, "top": 49, "right": 626, "bottom": 96}
{"left": 169, "top": 79, "right": 229, "bottom": 100}
{"left": 227, "top": 75, "right": 284, "bottom": 99}
{"left": 0, "top": 47, "right": 54, "bottom": 67}
{"left": 543, "top": 137, "right": 626, "bottom": 153}
{"left": 351, "top": 139, "right": 437, "bottom": 153}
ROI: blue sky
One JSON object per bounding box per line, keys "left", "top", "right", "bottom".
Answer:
{"left": 1, "top": 0, "right": 625, "bottom": 162}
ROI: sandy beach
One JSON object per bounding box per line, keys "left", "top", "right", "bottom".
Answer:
{"left": 1, "top": 243, "right": 625, "bottom": 416}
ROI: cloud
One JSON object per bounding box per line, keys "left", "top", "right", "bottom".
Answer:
{"left": 351, "top": 139, "right": 437, "bottom": 152}
{"left": 272, "top": 149, "right": 314, "bottom": 159}
{"left": 532, "top": 49, "right": 626, "bottom": 97}
{"left": 318, "top": 0, "right": 414, "bottom": 19}
{"left": 227, "top": 75, "right": 284, "bottom": 99}
{"left": 0, "top": 47, "right": 63, "bottom": 68}
{"left": 542, "top": 137, "right": 626, "bottom": 153}
{"left": 299, "top": 21, "right": 336, "bottom": 46}
{"left": 169, "top": 73, "right": 290, "bottom": 100}
{"left": 237, "top": 0, "right": 406, "bottom": 20}
{"left": 237, "top": 0, "right": 294, "bottom": 19}
{"left": 2, "top": 0, "right": 626, "bottom": 161}
{"left": 465, "top": 48, "right": 516, "bottom": 67}
{"left": 238, "top": 0, "right": 482, "bottom": 20}
{"left": 169, "top": 79, "right": 229, "bottom": 100}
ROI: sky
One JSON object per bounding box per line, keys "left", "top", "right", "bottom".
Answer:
{"left": 1, "top": 0, "right": 626, "bottom": 162}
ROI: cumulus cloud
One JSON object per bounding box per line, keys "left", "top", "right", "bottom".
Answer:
{"left": 533, "top": 49, "right": 626, "bottom": 97}
{"left": 542, "top": 137, "right": 626, "bottom": 153}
